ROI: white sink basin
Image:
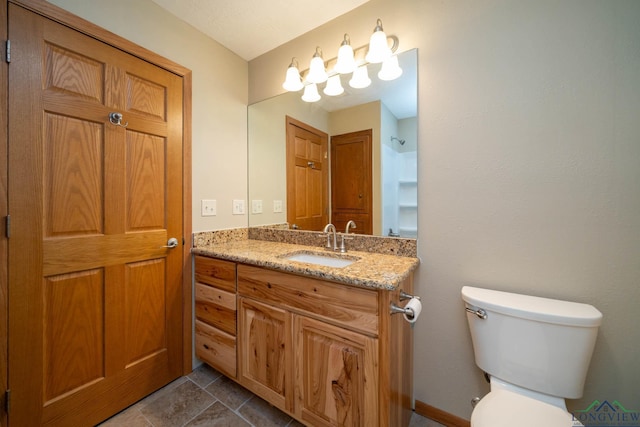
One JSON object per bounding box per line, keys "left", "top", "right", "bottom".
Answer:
{"left": 282, "top": 252, "right": 358, "bottom": 268}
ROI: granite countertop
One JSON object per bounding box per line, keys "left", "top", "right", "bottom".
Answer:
{"left": 192, "top": 239, "right": 419, "bottom": 291}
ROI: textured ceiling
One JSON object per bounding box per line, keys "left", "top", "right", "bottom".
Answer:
{"left": 149, "top": 0, "right": 370, "bottom": 61}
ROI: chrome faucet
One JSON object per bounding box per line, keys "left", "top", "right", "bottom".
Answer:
{"left": 344, "top": 220, "right": 356, "bottom": 234}
{"left": 322, "top": 223, "right": 338, "bottom": 251}
{"left": 339, "top": 220, "right": 357, "bottom": 253}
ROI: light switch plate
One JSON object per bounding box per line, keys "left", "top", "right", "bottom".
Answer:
{"left": 201, "top": 199, "right": 216, "bottom": 216}
{"left": 273, "top": 200, "right": 283, "bottom": 213}
{"left": 232, "top": 199, "right": 245, "bottom": 215}
{"left": 252, "top": 199, "right": 263, "bottom": 214}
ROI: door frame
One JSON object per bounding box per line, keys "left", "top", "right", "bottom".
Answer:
{"left": 0, "top": 3, "right": 193, "bottom": 422}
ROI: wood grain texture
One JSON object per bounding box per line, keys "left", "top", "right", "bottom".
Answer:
{"left": 194, "top": 255, "right": 237, "bottom": 293}
{"left": 238, "top": 297, "right": 293, "bottom": 413}
{"left": 7, "top": 3, "right": 188, "bottom": 424}
{"left": 331, "top": 130, "right": 373, "bottom": 235}
{"left": 234, "top": 261, "right": 412, "bottom": 426}
{"left": 44, "top": 269, "right": 105, "bottom": 403}
{"left": 0, "top": 0, "right": 7, "bottom": 422}
{"left": 237, "top": 264, "right": 379, "bottom": 336}
{"left": 44, "top": 112, "right": 103, "bottom": 236}
{"left": 294, "top": 315, "right": 378, "bottom": 427}
{"left": 195, "top": 285, "right": 237, "bottom": 336}
{"left": 124, "top": 259, "right": 166, "bottom": 367}
{"left": 286, "top": 116, "right": 328, "bottom": 231}
{"left": 195, "top": 320, "right": 237, "bottom": 378}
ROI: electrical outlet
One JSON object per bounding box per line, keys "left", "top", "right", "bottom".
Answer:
{"left": 273, "top": 200, "right": 283, "bottom": 213}
{"left": 232, "top": 199, "right": 245, "bottom": 215}
{"left": 201, "top": 199, "right": 216, "bottom": 216}
{"left": 252, "top": 200, "right": 263, "bottom": 214}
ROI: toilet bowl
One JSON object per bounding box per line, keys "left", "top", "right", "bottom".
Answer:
{"left": 471, "top": 378, "right": 581, "bottom": 427}
{"left": 461, "top": 286, "right": 602, "bottom": 427}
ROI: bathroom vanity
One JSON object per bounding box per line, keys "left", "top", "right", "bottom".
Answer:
{"left": 192, "top": 235, "right": 418, "bottom": 427}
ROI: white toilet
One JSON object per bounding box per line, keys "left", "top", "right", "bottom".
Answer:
{"left": 461, "top": 286, "right": 602, "bottom": 427}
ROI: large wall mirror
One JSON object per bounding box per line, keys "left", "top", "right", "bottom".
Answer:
{"left": 248, "top": 49, "right": 417, "bottom": 238}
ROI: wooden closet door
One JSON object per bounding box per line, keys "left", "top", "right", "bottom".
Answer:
{"left": 8, "top": 4, "right": 184, "bottom": 426}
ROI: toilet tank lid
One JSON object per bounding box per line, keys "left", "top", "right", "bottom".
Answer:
{"left": 461, "top": 286, "right": 603, "bottom": 327}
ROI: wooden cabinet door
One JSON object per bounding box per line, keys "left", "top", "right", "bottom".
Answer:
{"left": 8, "top": 5, "right": 184, "bottom": 426}
{"left": 294, "top": 315, "right": 379, "bottom": 427}
{"left": 238, "top": 297, "right": 293, "bottom": 412}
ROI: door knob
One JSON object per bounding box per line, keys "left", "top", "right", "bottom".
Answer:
{"left": 162, "top": 237, "right": 179, "bottom": 248}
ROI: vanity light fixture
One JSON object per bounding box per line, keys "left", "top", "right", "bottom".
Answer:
{"left": 301, "top": 83, "right": 321, "bottom": 102}
{"left": 365, "top": 19, "right": 393, "bottom": 63}
{"left": 306, "top": 47, "right": 328, "bottom": 84}
{"left": 323, "top": 74, "right": 344, "bottom": 96}
{"left": 378, "top": 54, "right": 403, "bottom": 81}
{"left": 334, "top": 34, "right": 356, "bottom": 74}
{"left": 349, "top": 64, "right": 371, "bottom": 89}
{"left": 283, "top": 18, "right": 401, "bottom": 103}
{"left": 282, "top": 58, "right": 304, "bottom": 91}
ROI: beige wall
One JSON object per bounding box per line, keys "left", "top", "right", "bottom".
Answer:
{"left": 250, "top": 0, "right": 640, "bottom": 420}
{"left": 49, "top": 0, "right": 249, "bottom": 234}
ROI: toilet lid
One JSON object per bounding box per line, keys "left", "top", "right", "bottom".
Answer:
{"left": 471, "top": 390, "right": 580, "bottom": 427}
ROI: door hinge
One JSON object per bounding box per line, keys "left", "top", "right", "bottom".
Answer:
{"left": 5, "top": 40, "right": 10, "bottom": 63}
{"left": 4, "top": 389, "right": 9, "bottom": 414}
{"left": 5, "top": 215, "right": 10, "bottom": 238}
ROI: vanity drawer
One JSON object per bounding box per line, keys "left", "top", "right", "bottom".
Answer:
{"left": 194, "top": 255, "right": 237, "bottom": 293}
{"left": 195, "top": 320, "right": 237, "bottom": 378}
{"left": 237, "top": 264, "right": 379, "bottom": 336}
{"left": 195, "top": 283, "right": 237, "bottom": 335}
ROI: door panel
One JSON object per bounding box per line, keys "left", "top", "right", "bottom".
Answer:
{"left": 286, "top": 116, "right": 328, "bottom": 231}
{"left": 44, "top": 270, "right": 105, "bottom": 404}
{"left": 8, "top": 5, "right": 184, "bottom": 426}
{"left": 331, "top": 130, "right": 373, "bottom": 234}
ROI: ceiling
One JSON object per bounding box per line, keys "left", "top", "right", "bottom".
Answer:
{"left": 149, "top": 0, "right": 370, "bottom": 61}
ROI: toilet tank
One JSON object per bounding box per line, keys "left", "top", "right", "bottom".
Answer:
{"left": 461, "top": 286, "right": 602, "bottom": 399}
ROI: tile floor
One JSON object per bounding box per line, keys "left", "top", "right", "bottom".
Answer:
{"left": 99, "top": 364, "right": 445, "bottom": 427}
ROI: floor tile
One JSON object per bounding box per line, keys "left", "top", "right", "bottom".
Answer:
{"left": 238, "top": 395, "right": 292, "bottom": 427}
{"left": 205, "top": 375, "right": 254, "bottom": 410}
{"left": 137, "top": 376, "right": 189, "bottom": 409}
{"left": 140, "top": 379, "right": 216, "bottom": 427}
{"left": 99, "top": 405, "right": 152, "bottom": 427}
{"left": 185, "top": 401, "right": 251, "bottom": 427}
{"left": 188, "top": 363, "right": 223, "bottom": 388}
{"left": 409, "top": 411, "right": 446, "bottom": 427}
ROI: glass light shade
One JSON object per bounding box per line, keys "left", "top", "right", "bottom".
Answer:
{"left": 334, "top": 41, "right": 356, "bottom": 74}
{"left": 349, "top": 65, "right": 371, "bottom": 89}
{"left": 365, "top": 19, "right": 392, "bottom": 63}
{"left": 301, "top": 83, "right": 321, "bottom": 102}
{"left": 323, "top": 75, "right": 344, "bottom": 96}
{"left": 306, "top": 55, "right": 328, "bottom": 84}
{"left": 282, "top": 65, "right": 303, "bottom": 91}
{"left": 378, "top": 55, "right": 403, "bottom": 81}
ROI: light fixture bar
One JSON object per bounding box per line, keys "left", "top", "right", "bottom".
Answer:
{"left": 281, "top": 18, "right": 401, "bottom": 103}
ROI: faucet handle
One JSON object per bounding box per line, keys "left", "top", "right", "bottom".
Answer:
{"left": 339, "top": 232, "right": 354, "bottom": 253}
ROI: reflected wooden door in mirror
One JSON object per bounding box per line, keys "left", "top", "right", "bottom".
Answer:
{"left": 331, "top": 129, "right": 373, "bottom": 234}
{"left": 286, "top": 116, "right": 329, "bottom": 231}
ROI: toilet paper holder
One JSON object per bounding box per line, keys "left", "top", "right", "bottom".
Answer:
{"left": 390, "top": 290, "right": 420, "bottom": 316}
